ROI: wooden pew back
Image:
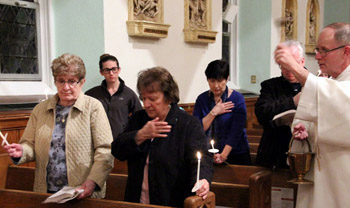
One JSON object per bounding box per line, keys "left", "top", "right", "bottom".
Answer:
{"left": 211, "top": 165, "right": 272, "bottom": 208}
{"left": 5, "top": 165, "right": 33, "bottom": 191}
{"left": 213, "top": 164, "right": 298, "bottom": 207}
{"left": 112, "top": 161, "right": 273, "bottom": 208}
{"left": 4, "top": 166, "right": 214, "bottom": 208}
{"left": 105, "top": 173, "right": 127, "bottom": 201}
{"left": 0, "top": 189, "right": 170, "bottom": 208}
{"left": 112, "top": 159, "right": 128, "bottom": 174}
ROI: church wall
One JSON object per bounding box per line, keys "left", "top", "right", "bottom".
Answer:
{"left": 102, "top": 0, "right": 222, "bottom": 103}
{"left": 238, "top": 0, "right": 326, "bottom": 94}
{"left": 51, "top": 0, "right": 105, "bottom": 93}
{"left": 5, "top": 0, "right": 347, "bottom": 104}
{"left": 324, "top": 1, "right": 350, "bottom": 26}
{"left": 238, "top": 1, "right": 272, "bottom": 94}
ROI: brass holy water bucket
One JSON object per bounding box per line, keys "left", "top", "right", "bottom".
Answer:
{"left": 287, "top": 138, "right": 314, "bottom": 184}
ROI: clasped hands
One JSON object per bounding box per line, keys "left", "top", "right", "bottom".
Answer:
{"left": 211, "top": 99, "right": 234, "bottom": 116}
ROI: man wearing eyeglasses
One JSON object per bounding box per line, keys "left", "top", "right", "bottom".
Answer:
{"left": 275, "top": 22, "right": 350, "bottom": 208}
{"left": 255, "top": 40, "right": 306, "bottom": 170}
{"left": 86, "top": 54, "right": 142, "bottom": 138}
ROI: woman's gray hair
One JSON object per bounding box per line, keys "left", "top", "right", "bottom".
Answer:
{"left": 51, "top": 53, "right": 86, "bottom": 80}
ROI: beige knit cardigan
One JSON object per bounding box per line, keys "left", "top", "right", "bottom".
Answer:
{"left": 18, "top": 92, "right": 114, "bottom": 198}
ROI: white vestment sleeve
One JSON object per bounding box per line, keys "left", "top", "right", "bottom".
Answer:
{"left": 295, "top": 73, "right": 318, "bottom": 122}
{"left": 317, "top": 79, "right": 350, "bottom": 147}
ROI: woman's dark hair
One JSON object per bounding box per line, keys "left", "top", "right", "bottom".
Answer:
{"left": 205, "top": 60, "right": 229, "bottom": 80}
{"left": 99, "top": 53, "right": 119, "bottom": 69}
{"left": 137, "top": 66, "right": 179, "bottom": 104}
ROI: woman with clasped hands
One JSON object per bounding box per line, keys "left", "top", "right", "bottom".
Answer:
{"left": 4, "top": 53, "right": 114, "bottom": 199}
{"left": 112, "top": 67, "right": 213, "bottom": 207}
{"left": 193, "top": 60, "right": 251, "bottom": 165}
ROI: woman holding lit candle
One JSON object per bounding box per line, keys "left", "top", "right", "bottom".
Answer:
{"left": 193, "top": 60, "right": 251, "bottom": 165}
{"left": 112, "top": 67, "right": 213, "bottom": 207}
{"left": 4, "top": 54, "right": 114, "bottom": 199}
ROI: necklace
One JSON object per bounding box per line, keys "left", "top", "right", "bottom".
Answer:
{"left": 56, "top": 116, "right": 66, "bottom": 124}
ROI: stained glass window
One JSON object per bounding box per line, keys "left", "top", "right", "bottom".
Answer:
{"left": 0, "top": 0, "right": 41, "bottom": 81}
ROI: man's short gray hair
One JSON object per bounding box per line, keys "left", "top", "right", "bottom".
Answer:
{"left": 325, "top": 22, "right": 350, "bottom": 45}
{"left": 282, "top": 40, "right": 304, "bottom": 58}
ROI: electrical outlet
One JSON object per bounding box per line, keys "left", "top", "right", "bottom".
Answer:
{"left": 251, "top": 75, "right": 256, "bottom": 83}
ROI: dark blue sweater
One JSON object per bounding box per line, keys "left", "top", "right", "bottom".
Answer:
{"left": 193, "top": 89, "right": 250, "bottom": 157}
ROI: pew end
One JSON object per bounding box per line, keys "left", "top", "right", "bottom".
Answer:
{"left": 184, "top": 191, "right": 215, "bottom": 208}
{"left": 249, "top": 170, "right": 272, "bottom": 208}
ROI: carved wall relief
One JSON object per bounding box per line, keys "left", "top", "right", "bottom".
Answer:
{"left": 127, "top": 0, "right": 170, "bottom": 38}
{"left": 281, "top": 0, "right": 298, "bottom": 41}
{"left": 305, "top": 0, "right": 320, "bottom": 54}
{"left": 183, "top": 0, "right": 217, "bottom": 44}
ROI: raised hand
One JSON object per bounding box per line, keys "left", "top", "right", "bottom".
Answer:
{"left": 136, "top": 117, "right": 172, "bottom": 145}
{"left": 274, "top": 44, "right": 300, "bottom": 72}
{"left": 211, "top": 99, "right": 234, "bottom": 116}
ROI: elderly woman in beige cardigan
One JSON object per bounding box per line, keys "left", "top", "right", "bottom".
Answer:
{"left": 4, "top": 53, "right": 114, "bottom": 199}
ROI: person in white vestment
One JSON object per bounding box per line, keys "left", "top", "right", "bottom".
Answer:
{"left": 275, "top": 22, "right": 350, "bottom": 208}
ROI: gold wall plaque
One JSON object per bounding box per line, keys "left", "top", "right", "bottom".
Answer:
{"left": 183, "top": 0, "right": 217, "bottom": 44}
{"left": 127, "top": 0, "right": 170, "bottom": 39}
{"left": 305, "top": 0, "right": 320, "bottom": 54}
{"left": 281, "top": 0, "right": 298, "bottom": 41}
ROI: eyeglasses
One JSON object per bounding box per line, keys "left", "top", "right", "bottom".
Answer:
{"left": 101, "top": 66, "right": 119, "bottom": 74}
{"left": 55, "top": 79, "right": 81, "bottom": 88}
{"left": 315, "top": 45, "right": 346, "bottom": 57}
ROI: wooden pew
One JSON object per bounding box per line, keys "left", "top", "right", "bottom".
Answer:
{"left": 213, "top": 164, "right": 298, "bottom": 208}
{"left": 112, "top": 159, "right": 128, "bottom": 174}
{"left": 5, "top": 164, "right": 274, "bottom": 208}
{"left": 111, "top": 160, "right": 271, "bottom": 207}
{"left": 0, "top": 189, "right": 215, "bottom": 208}
{"left": 4, "top": 166, "right": 215, "bottom": 208}
{"left": 0, "top": 189, "right": 171, "bottom": 208}
{"left": 211, "top": 165, "right": 271, "bottom": 208}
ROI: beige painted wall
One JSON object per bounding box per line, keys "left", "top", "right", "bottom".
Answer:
{"left": 103, "top": 0, "right": 222, "bottom": 103}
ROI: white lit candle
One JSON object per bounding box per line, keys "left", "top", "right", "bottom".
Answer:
{"left": 210, "top": 140, "right": 215, "bottom": 150}
{"left": 45, "top": 88, "right": 49, "bottom": 100}
{"left": 196, "top": 151, "right": 201, "bottom": 183}
{"left": 0, "top": 130, "right": 9, "bottom": 146}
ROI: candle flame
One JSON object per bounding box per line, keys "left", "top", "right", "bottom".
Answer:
{"left": 197, "top": 151, "right": 201, "bottom": 160}
{"left": 210, "top": 140, "right": 214, "bottom": 145}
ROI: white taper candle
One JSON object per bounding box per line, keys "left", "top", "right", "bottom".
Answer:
{"left": 196, "top": 151, "right": 201, "bottom": 183}
{"left": 210, "top": 140, "right": 215, "bottom": 150}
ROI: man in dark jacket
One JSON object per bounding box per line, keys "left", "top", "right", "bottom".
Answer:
{"left": 86, "top": 54, "right": 142, "bottom": 138}
{"left": 255, "top": 40, "right": 307, "bottom": 169}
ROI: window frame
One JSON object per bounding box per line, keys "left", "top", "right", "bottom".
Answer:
{"left": 0, "top": 0, "right": 43, "bottom": 81}
{"left": 0, "top": 0, "right": 53, "bottom": 104}
{"left": 223, "top": 0, "right": 239, "bottom": 89}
